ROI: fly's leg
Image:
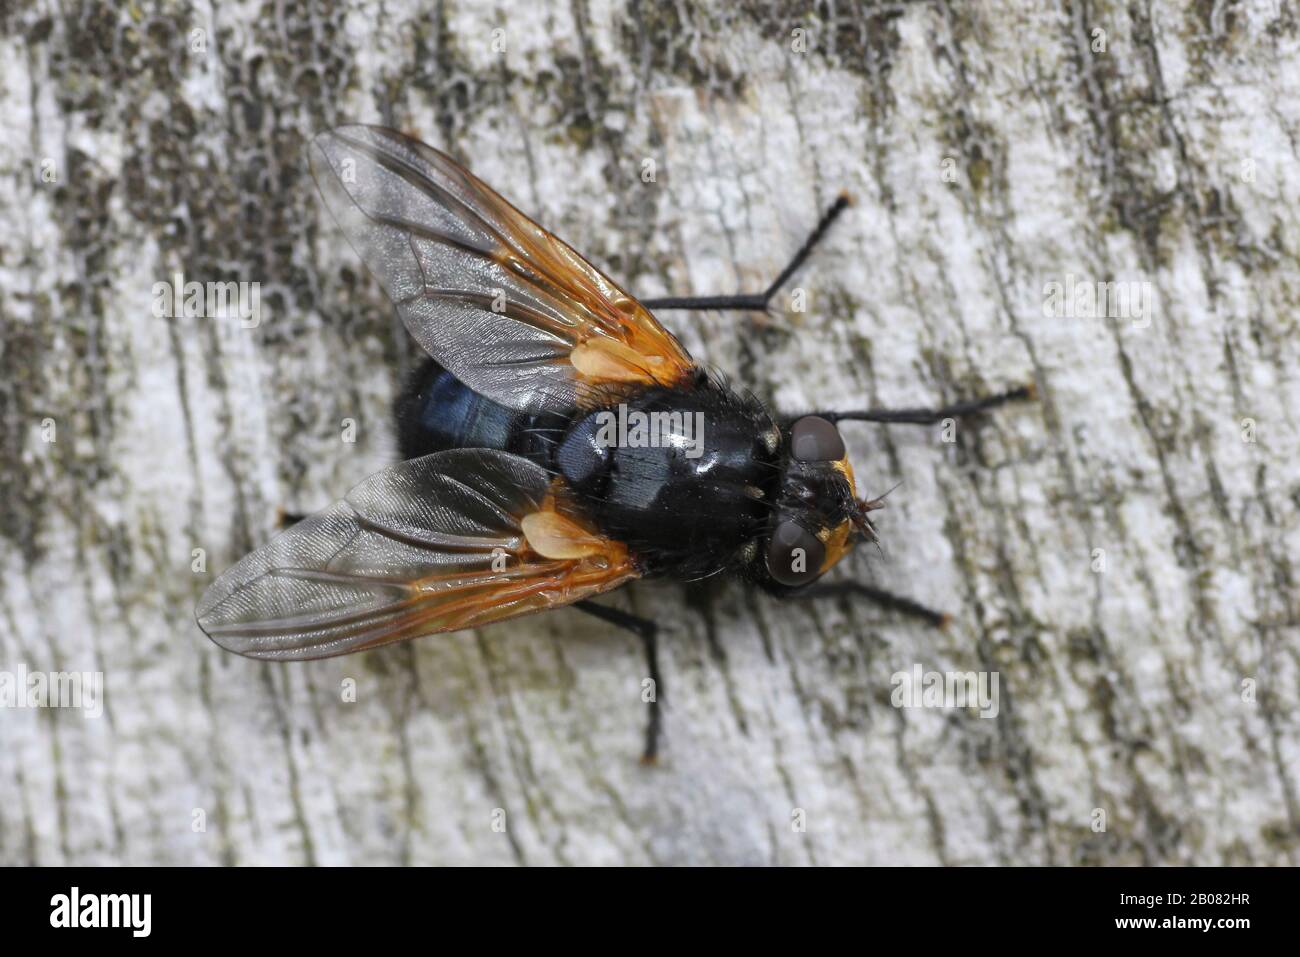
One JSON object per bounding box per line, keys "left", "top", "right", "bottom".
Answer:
{"left": 642, "top": 194, "right": 851, "bottom": 313}
{"left": 792, "top": 582, "right": 950, "bottom": 629}
{"left": 813, "top": 384, "right": 1035, "bottom": 425}
{"left": 797, "top": 386, "right": 1036, "bottom": 623}
{"left": 574, "top": 600, "right": 663, "bottom": 764}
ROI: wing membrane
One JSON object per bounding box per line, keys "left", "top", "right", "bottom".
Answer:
{"left": 309, "top": 126, "right": 694, "bottom": 412}
{"left": 196, "top": 450, "right": 638, "bottom": 660}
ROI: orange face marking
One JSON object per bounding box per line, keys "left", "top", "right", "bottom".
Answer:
{"left": 817, "top": 456, "right": 861, "bottom": 574}
{"left": 818, "top": 519, "right": 855, "bottom": 575}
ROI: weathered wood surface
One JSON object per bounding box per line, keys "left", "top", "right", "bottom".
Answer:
{"left": 2, "top": 0, "right": 1298, "bottom": 865}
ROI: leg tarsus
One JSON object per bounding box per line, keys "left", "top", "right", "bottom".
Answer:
{"left": 574, "top": 600, "right": 663, "bottom": 763}
{"left": 793, "top": 582, "right": 950, "bottom": 629}
{"left": 642, "top": 193, "right": 852, "bottom": 313}
{"left": 761, "top": 192, "right": 852, "bottom": 302}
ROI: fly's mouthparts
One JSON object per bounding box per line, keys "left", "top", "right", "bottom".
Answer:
{"left": 851, "top": 501, "right": 881, "bottom": 540}
{"left": 853, "top": 484, "right": 899, "bottom": 540}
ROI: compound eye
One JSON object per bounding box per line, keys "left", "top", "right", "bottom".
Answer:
{"left": 790, "top": 416, "right": 845, "bottom": 462}
{"left": 766, "top": 520, "right": 826, "bottom": 587}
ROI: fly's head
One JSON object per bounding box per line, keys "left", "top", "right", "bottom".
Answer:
{"left": 758, "top": 415, "right": 886, "bottom": 592}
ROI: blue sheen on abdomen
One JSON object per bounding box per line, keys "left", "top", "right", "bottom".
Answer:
{"left": 394, "top": 359, "right": 568, "bottom": 466}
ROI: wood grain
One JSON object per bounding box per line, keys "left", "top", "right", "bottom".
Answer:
{"left": 1, "top": 0, "right": 1297, "bottom": 865}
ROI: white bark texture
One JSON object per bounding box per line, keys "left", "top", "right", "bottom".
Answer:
{"left": 2, "top": 0, "right": 1299, "bottom": 866}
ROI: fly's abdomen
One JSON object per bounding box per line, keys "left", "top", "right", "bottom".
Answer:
{"left": 394, "top": 358, "right": 568, "bottom": 465}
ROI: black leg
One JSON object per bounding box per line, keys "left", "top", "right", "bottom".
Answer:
{"left": 277, "top": 509, "right": 308, "bottom": 528}
{"left": 815, "top": 384, "right": 1035, "bottom": 426}
{"left": 643, "top": 194, "right": 852, "bottom": 312}
{"left": 574, "top": 600, "right": 663, "bottom": 764}
{"left": 792, "top": 582, "right": 951, "bottom": 629}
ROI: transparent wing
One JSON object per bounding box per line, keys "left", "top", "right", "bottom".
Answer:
{"left": 195, "top": 450, "right": 638, "bottom": 660}
{"left": 309, "top": 125, "right": 694, "bottom": 412}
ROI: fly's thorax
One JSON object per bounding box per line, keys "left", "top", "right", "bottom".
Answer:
{"left": 557, "top": 378, "right": 784, "bottom": 578}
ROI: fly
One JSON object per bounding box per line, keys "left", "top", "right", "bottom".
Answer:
{"left": 196, "top": 126, "right": 1033, "bottom": 761}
